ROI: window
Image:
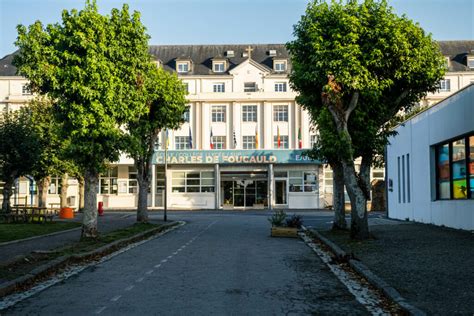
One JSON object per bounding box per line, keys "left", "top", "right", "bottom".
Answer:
{"left": 242, "top": 105, "right": 257, "bottom": 122}
{"left": 435, "top": 134, "right": 474, "bottom": 200}
{"left": 244, "top": 82, "right": 257, "bottom": 92}
{"left": 273, "top": 135, "right": 289, "bottom": 149}
{"left": 213, "top": 62, "right": 225, "bottom": 72}
{"left": 212, "top": 136, "right": 226, "bottom": 149}
{"left": 22, "top": 85, "right": 31, "bottom": 96}
{"left": 211, "top": 105, "right": 226, "bottom": 122}
{"left": 242, "top": 136, "right": 256, "bottom": 149}
{"left": 48, "top": 177, "right": 61, "bottom": 195}
{"left": 128, "top": 166, "right": 138, "bottom": 194}
{"left": 275, "top": 82, "right": 287, "bottom": 92}
{"left": 274, "top": 61, "right": 286, "bottom": 72}
{"left": 289, "top": 171, "right": 317, "bottom": 192}
{"left": 183, "top": 107, "right": 190, "bottom": 122}
{"left": 171, "top": 171, "right": 214, "bottom": 193}
{"left": 213, "top": 83, "right": 225, "bottom": 93}
{"left": 183, "top": 82, "right": 189, "bottom": 93}
{"left": 177, "top": 62, "right": 189, "bottom": 73}
{"left": 438, "top": 79, "right": 451, "bottom": 92}
{"left": 310, "top": 135, "right": 318, "bottom": 148}
{"left": 468, "top": 57, "right": 474, "bottom": 69}
{"left": 100, "top": 167, "right": 118, "bottom": 194}
{"left": 175, "top": 136, "right": 191, "bottom": 150}
{"left": 273, "top": 105, "right": 288, "bottom": 122}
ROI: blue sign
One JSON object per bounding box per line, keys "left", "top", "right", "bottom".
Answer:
{"left": 153, "top": 149, "right": 319, "bottom": 165}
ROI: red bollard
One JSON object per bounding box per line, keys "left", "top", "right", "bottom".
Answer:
{"left": 98, "top": 201, "right": 104, "bottom": 216}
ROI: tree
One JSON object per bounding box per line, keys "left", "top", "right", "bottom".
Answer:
{"left": 307, "top": 109, "right": 347, "bottom": 230}
{"left": 14, "top": 1, "right": 151, "bottom": 237}
{"left": 28, "top": 96, "right": 77, "bottom": 208}
{"left": 126, "top": 66, "right": 187, "bottom": 222}
{"left": 287, "top": 0, "right": 445, "bottom": 239}
{"left": 0, "top": 109, "right": 41, "bottom": 212}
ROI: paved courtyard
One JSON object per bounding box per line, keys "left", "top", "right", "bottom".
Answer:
{"left": 4, "top": 212, "right": 371, "bottom": 315}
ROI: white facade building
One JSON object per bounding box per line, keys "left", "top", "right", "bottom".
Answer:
{"left": 386, "top": 84, "right": 474, "bottom": 230}
{"left": 1, "top": 41, "right": 473, "bottom": 210}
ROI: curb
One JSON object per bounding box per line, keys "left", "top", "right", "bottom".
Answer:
{"left": 304, "top": 227, "right": 426, "bottom": 316}
{"left": 0, "top": 227, "right": 82, "bottom": 247}
{"left": 0, "top": 221, "right": 184, "bottom": 299}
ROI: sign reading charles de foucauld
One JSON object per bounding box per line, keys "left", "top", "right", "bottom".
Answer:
{"left": 153, "top": 149, "right": 318, "bottom": 165}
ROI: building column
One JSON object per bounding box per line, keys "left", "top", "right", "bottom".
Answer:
{"left": 151, "top": 164, "right": 156, "bottom": 208}
{"left": 268, "top": 163, "right": 273, "bottom": 210}
{"left": 215, "top": 164, "right": 220, "bottom": 209}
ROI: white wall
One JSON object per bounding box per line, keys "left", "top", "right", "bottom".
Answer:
{"left": 387, "top": 84, "right": 474, "bottom": 230}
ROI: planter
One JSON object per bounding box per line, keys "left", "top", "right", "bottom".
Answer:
{"left": 270, "top": 226, "right": 299, "bottom": 238}
{"left": 59, "top": 207, "right": 74, "bottom": 219}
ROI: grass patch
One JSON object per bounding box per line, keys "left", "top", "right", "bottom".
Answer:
{"left": 0, "top": 222, "right": 81, "bottom": 243}
{"left": 0, "top": 222, "right": 166, "bottom": 282}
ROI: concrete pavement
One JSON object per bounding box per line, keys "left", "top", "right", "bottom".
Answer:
{"left": 4, "top": 212, "right": 371, "bottom": 315}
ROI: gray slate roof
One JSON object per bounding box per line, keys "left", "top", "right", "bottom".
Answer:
{"left": 1, "top": 41, "right": 473, "bottom": 76}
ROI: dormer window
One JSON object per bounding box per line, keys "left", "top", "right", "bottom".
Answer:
{"left": 213, "top": 61, "right": 225, "bottom": 73}
{"left": 176, "top": 61, "right": 191, "bottom": 73}
{"left": 467, "top": 56, "right": 474, "bottom": 69}
{"left": 274, "top": 59, "right": 287, "bottom": 72}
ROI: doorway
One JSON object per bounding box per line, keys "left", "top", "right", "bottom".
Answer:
{"left": 221, "top": 172, "right": 268, "bottom": 208}
{"left": 275, "top": 179, "right": 287, "bottom": 205}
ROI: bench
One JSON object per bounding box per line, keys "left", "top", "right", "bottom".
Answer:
{"left": 0, "top": 206, "right": 56, "bottom": 223}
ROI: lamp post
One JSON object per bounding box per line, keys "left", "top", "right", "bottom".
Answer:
{"left": 164, "top": 131, "right": 168, "bottom": 222}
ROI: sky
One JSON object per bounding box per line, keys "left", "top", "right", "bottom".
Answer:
{"left": 0, "top": 0, "right": 473, "bottom": 58}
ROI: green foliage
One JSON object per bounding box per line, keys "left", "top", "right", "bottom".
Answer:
{"left": 268, "top": 210, "right": 287, "bottom": 227}
{"left": 28, "top": 97, "right": 78, "bottom": 180}
{"left": 286, "top": 214, "right": 303, "bottom": 228}
{"left": 0, "top": 109, "right": 41, "bottom": 182}
{"left": 13, "top": 1, "right": 152, "bottom": 174}
{"left": 126, "top": 66, "right": 188, "bottom": 162}
{"left": 287, "top": 0, "right": 446, "bottom": 163}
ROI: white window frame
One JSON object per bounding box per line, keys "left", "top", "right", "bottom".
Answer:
{"left": 467, "top": 57, "right": 474, "bottom": 69}
{"left": 274, "top": 61, "right": 287, "bottom": 72}
{"left": 213, "top": 83, "right": 225, "bottom": 93}
{"left": 171, "top": 171, "right": 215, "bottom": 193}
{"left": 242, "top": 105, "right": 257, "bottom": 122}
{"left": 289, "top": 171, "right": 317, "bottom": 193}
{"left": 244, "top": 82, "right": 257, "bottom": 92}
{"left": 242, "top": 136, "right": 256, "bottom": 149}
{"left": 183, "top": 106, "right": 190, "bottom": 123}
{"left": 212, "top": 136, "right": 226, "bottom": 149}
{"left": 274, "top": 82, "right": 287, "bottom": 92}
{"left": 99, "top": 167, "right": 118, "bottom": 195}
{"left": 273, "top": 135, "right": 289, "bottom": 149}
{"left": 273, "top": 105, "right": 288, "bottom": 122}
{"left": 213, "top": 62, "right": 225, "bottom": 72}
{"left": 438, "top": 79, "right": 451, "bottom": 92}
{"left": 22, "top": 84, "right": 31, "bottom": 96}
{"left": 211, "top": 105, "right": 226, "bottom": 122}
{"left": 128, "top": 166, "right": 138, "bottom": 194}
{"left": 177, "top": 62, "right": 190, "bottom": 73}
{"left": 48, "top": 176, "right": 61, "bottom": 195}
{"left": 175, "top": 136, "right": 191, "bottom": 150}
{"left": 310, "top": 134, "right": 318, "bottom": 147}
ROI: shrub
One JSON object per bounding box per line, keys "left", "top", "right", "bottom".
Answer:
{"left": 286, "top": 214, "right": 303, "bottom": 228}
{"left": 268, "top": 210, "right": 287, "bottom": 227}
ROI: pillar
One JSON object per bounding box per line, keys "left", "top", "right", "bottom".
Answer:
{"left": 215, "top": 164, "right": 220, "bottom": 209}
{"left": 268, "top": 164, "right": 273, "bottom": 210}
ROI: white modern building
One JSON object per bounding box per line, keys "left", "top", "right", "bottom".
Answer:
{"left": 386, "top": 84, "right": 474, "bottom": 230}
{"left": 1, "top": 41, "right": 473, "bottom": 210}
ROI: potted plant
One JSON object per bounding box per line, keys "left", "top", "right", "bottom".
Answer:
{"left": 268, "top": 211, "right": 302, "bottom": 238}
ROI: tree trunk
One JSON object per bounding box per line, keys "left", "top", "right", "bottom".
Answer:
{"left": 37, "top": 176, "right": 51, "bottom": 208}
{"left": 78, "top": 176, "right": 85, "bottom": 211}
{"left": 342, "top": 160, "right": 370, "bottom": 239}
{"left": 60, "top": 173, "right": 69, "bottom": 208}
{"left": 331, "top": 161, "right": 347, "bottom": 230}
{"left": 136, "top": 175, "right": 149, "bottom": 223}
{"left": 82, "top": 169, "right": 99, "bottom": 238}
{"left": 1, "top": 177, "right": 14, "bottom": 213}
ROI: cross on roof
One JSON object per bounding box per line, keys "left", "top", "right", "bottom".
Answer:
{"left": 245, "top": 45, "right": 254, "bottom": 59}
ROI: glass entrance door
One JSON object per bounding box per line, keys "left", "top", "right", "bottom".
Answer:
{"left": 220, "top": 178, "right": 268, "bottom": 208}
{"left": 275, "top": 180, "right": 287, "bottom": 205}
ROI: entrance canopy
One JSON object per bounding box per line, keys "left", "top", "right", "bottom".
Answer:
{"left": 153, "top": 149, "right": 319, "bottom": 165}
